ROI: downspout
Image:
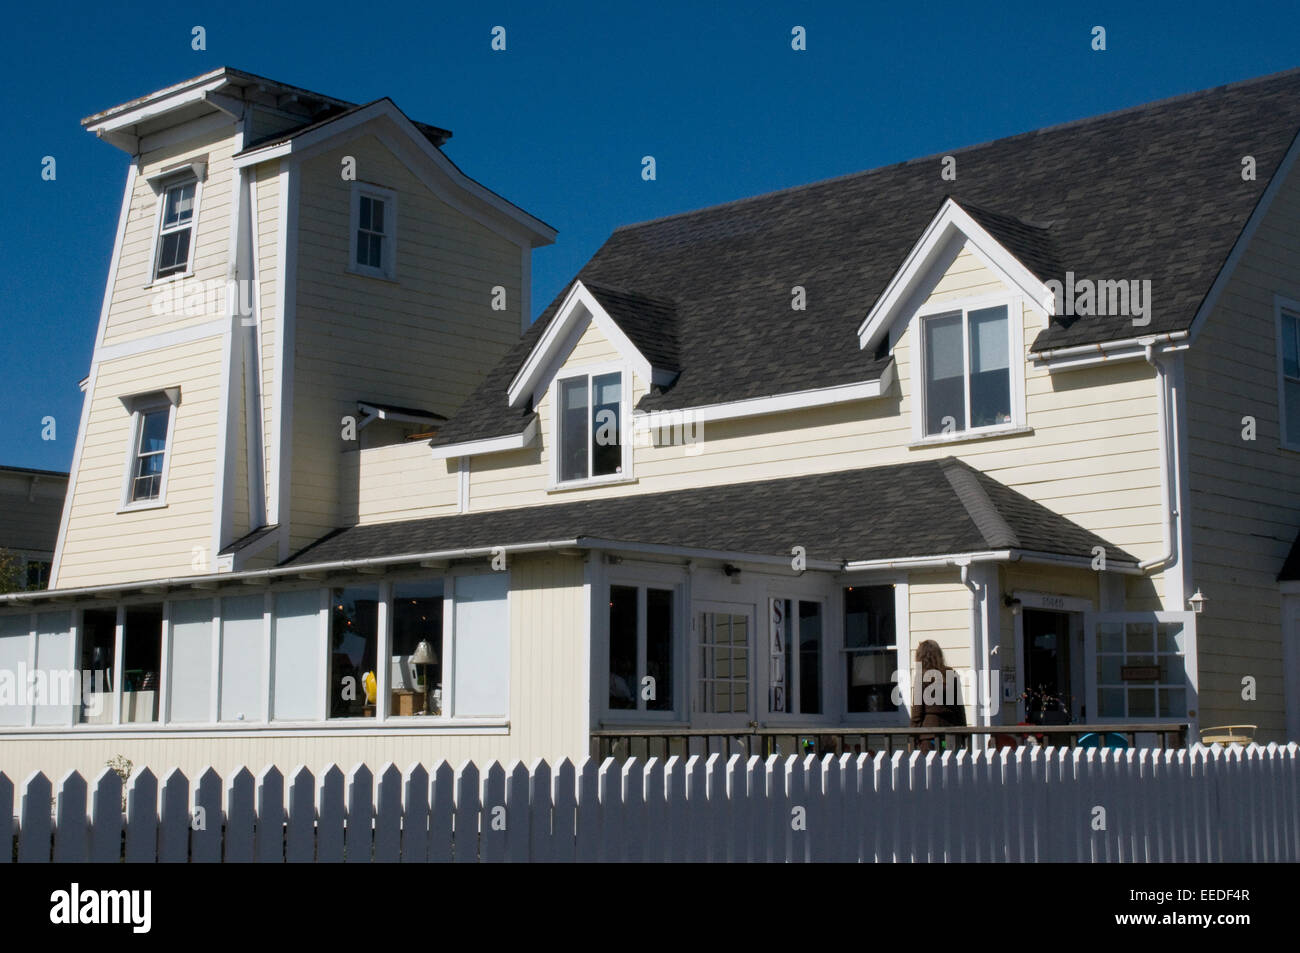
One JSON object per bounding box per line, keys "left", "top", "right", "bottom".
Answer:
{"left": 1140, "top": 343, "right": 1181, "bottom": 577}
{"left": 958, "top": 559, "right": 989, "bottom": 728}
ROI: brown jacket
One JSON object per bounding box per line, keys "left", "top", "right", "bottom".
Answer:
{"left": 909, "top": 667, "right": 966, "bottom": 729}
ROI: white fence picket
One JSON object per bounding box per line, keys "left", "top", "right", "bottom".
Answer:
{"left": 18, "top": 772, "right": 51, "bottom": 863}
{"left": 316, "top": 765, "right": 345, "bottom": 863}
{"left": 527, "top": 758, "right": 553, "bottom": 863}
{"left": 286, "top": 766, "right": 316, "bottom": 862}
{"left": 190, "top": 767, "right": 221, "bottom": 863}
{"left": 225, "top": 767, "right": 256, "bottom": 863}
{"left": 480, "top": 762, "right": 507, "bottom": 863}
{"left": 428, "top": 761, "right": 455, "bottom": 862}
{"left": 453, "top": 761, "right": 481, "bottom": 864}
{"left": 401, "top": 763, "right": 430, "bottom": 864}
{"left": 256, "top": 766, "right": 285, "bottom": 863}
{"left": 373, "top": 763, "right": 403, "bottom": 863}
{"left": 90, "top": 767, "right": 123, "bottom": 862}
{"left": 345, "top": 764, "right": 374, "bottom": 864}
{"left": 54, "top": 771, "right": 88, "bottom": 862}
{"left": 597, "top": 757, "right": 623, "bottom": 862}
{"left": 551, "top": 758, "right": 577, "bottom": 863}
{"left": 505, "top": 760, "right": 531, "bottom": 863}
{"left": 6, "top": 743, "right": 1297, "bottom": 864}
{"left": 157, "top": 768, "right": 189, "bottom": 863}
{"left": 124, "top": 768, "right": 157, "bottom": 863}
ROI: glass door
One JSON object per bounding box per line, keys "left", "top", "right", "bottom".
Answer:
{"left": 694, "top": 604, "right": 754, "bottom": 729}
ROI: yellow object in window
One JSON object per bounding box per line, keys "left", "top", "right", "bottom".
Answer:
{"left": 363, "top": 671, "right": 377, "bottom": 704}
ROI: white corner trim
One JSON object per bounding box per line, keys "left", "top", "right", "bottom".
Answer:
{"left": 857, "top": 197, "right": 1055, "bottom": 353}
{"left": 428, "top": 415, "right": 540, "bottom": 462}
{"left": 275, "top": 161, "right": 300, "bottom": 561}
{"left": 1187, "top": 129, "right": 1300, "bottom": 346}
{"left": 507, "top": 280, "right": 657, "bottom": 408}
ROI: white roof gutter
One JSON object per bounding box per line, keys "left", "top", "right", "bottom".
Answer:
{"left": 0, "top": 539, "right": 583, "bottom": 606}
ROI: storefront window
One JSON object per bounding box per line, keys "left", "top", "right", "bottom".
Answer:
{"left": 390, "top": 580, "right": 444, "bottom": 716}
{"left": 1096, "top": 619, "right": 1187, "bottom": 719}
{"left": 329, "top": 586, "right": 379, "bottom": 718}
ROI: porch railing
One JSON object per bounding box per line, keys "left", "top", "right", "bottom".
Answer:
{"left": 591, "top": 723, "right": 1191, "bottom": 761}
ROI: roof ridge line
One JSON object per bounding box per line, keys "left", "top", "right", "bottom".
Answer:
{"left": 611, "top": 66, "right": 1300, "bottom": 235}
{"left": 939, "top": 458, "right": 1021, "bottom": 550}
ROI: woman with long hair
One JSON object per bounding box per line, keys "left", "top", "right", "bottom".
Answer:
{"left": 909, "top": 640, "right": 966, "bottom": 752}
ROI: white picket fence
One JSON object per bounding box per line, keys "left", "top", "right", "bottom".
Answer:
{"left": 3, "top": 743, "right": 1297, "bottom": 862}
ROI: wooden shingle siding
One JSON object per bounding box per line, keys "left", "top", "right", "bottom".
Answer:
{"left": 288, "top": 131, "right": 523, "bottom": 551}
{"left": 56, "top": 337, "right": 226, "bottom": 586}
{"left": 1184, "top": 160, "right": 1300, "bottom": 738}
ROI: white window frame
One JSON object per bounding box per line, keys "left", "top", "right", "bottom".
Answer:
{"left": 146, "top": 173, "right": 203, "bottom": 286}
{"left": 764, "top": 593, "right": 830, "bottom": 721}
{"left": 1274, "top": 296, "right": 1300, "bottom": 452}
{"left": 597, "top": 561, "right": 687, "bottom": 724}
{"left": 118, "top": 391, "right": 180, "bottom": 513}
{"left": 1083, "top": 610, "right": 1197, "bottom": 725}
{"left": 348, "top": 182, "right": 398, "bottom": 281}
{"left": 548, "top": 360, "right": 635, "bottom": 489}
{"left": 837, "top": 576, "right": 910, "bottom": 726}
{"left": 910, "top": 292, "right": 1026, "bottom": 445}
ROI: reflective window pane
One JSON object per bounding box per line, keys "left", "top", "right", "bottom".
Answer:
{"left": 924, "top": 312, "right": 966, "bottom": 434}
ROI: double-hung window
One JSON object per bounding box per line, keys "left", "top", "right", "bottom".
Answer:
{"left": 556, "top": 371, "right": 624, "bottom": 484}
{"left": 154, "top": 179, "right": 197, "bottom": 280}
{"left": 349, "top": 184, "right": 397, "bottom": 279}
{"left": 1277, "top": 302, "right": 1300, "bottom": 449}
{"left": 920, "top": 301, "right": 1017, "bottom": 437}
{"left": 121, "top": 391, "right": 178, "bottom": 509}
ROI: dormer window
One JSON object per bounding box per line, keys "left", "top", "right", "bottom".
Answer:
{"left": 556, "top": 370, "right": 624, "bottom": 484}
{"left": 153, "top": 178, "right": 197, "bottom": 281}
{"left": 917, "top": 299, "right": 1022, "bottom": 439}
{"left": 349, "top": 183, "right": 397, "bottom": 280}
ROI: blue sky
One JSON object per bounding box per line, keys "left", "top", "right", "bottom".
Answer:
{"left": 2, "top": 0, "right": 1297, "bottom": 472}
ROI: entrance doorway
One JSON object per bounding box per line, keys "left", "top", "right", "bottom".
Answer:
{"left": 1022, "top": 608, "right": 1084, "bottom": 723}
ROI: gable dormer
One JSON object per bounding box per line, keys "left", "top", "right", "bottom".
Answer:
{"left": 857, "top": 198, "right": 1057, "bottom": 445}
{"left": 503, "top": 281, "right": 679, "bottom": 488}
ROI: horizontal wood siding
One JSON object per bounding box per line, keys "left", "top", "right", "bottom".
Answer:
{"left": 101, "top": 126, "right": 239, "bottom": 346}
{"left": 56, "top": 337, "right": 226, "bottom": 586}
{"left": 290, "top": 127, "right": 523, "bottom": 551}
{"left": 1184, "top": 160, "right": 1300, "bottom": 740}
{"left": 254, "top": 164, "right": 280, "bottom": 506}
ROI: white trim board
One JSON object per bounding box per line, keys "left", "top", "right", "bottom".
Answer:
{"left": 857, "top": 197, "right": 1055, "bottom": 353}
{"left": 508, "top": 280, "right": 671, "bottom": 408}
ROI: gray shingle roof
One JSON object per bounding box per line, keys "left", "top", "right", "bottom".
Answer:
{"left": 435, "top": 68, "right": 1300, "bottom": 447}
{"left": 284, "top": 457, "right": 1135, "bottom": 568}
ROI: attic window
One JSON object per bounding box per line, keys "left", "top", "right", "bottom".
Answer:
{"left": 1278, "top": 303, "right": 1300, "bottom": 449}
{"left": 349, "top": 183, "right": 397, "bottom": 280}
{"left": 921, "top": 304, "right": 1012, "bottom": 436}
{"left": 556, "top": 371, "right": 624, "bottom": 484}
